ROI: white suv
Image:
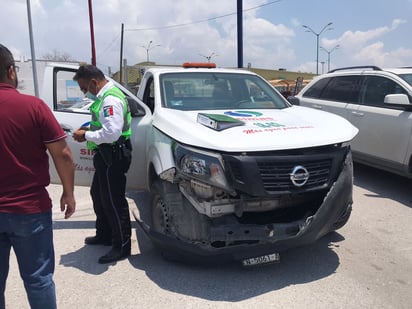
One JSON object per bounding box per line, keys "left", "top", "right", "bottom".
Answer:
{"left": 289, "top": 66, "right": 412, "bottom": 178}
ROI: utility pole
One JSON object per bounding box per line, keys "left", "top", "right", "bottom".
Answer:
{"left": 26, "top": 0, "right": 39, "bottom": 97}
{"left": 88, "top": 0, "right": 96, "bottom": 65}
{"left": 237, "top": 0, "right": 243, "bottom": 68}
{"left": 120, "top": 23, "right": 124, "bottom": 84}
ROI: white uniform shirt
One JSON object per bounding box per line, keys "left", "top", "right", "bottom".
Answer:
{"left": 84, "top": 81, "right": 125, "bottom": 145}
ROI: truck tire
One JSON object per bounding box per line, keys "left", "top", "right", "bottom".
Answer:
{"left": 331, "top": 204, "right": 352, "bottom": 231}
{"left": 150, "top": 179, "right": 176, "bottom": 235}
{"left": 150, "top": 179, "right": 190, "bottom": 262}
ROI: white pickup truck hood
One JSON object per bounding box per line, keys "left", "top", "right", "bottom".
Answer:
{"left": 153, "top": 106, "right": 358, "bottom": 152}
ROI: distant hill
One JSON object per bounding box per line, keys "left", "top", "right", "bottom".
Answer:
{"left": 248, "top": 67, "right": 315, "bottom": 81}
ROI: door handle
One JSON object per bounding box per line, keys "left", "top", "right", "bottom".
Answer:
{"left": 60, "top": 124, "right": 74, "bottom": 135}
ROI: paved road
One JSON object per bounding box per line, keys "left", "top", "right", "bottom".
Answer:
{"left": 5, "top": 163, "right": 412, "bottom": 309}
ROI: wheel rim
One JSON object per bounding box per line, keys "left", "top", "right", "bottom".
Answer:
{"left": 152, "top": 196, "right": 170, "bottom": 234}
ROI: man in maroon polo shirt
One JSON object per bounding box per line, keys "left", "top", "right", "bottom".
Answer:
{"left": 0, "top": 44, "right": 76, "bottom": 309}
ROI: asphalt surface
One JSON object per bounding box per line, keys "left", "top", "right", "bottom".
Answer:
{"left": 4, "top": 163, "right": 412, "bottom": 309}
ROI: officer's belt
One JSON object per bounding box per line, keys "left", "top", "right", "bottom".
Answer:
{"left": 97, "top": 136, "right": 131, "bottom": 152}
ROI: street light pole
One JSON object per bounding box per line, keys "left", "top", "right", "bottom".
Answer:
{"left": 199, "top": 52, "right": 218, "bottom": 62}
{"left": 321, "top": 61, "right": 325, "bottom": 74}
{"left": 141, "top": 40, "right": 161, "bottom": 63}
{"left": 320, "top": 44, "right": 340, "bottom": 72}
{"left": 302, "top": 22, "right": 333, "bottom": 75}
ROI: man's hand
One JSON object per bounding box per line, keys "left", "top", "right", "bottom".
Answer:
{"left": 73, "top": 128, "right": 87, "bottom": 142}
{"left": 60, "top": 193, "right": 76, "bottom": 219}
{"left": 46, "top": 140, "right": 76, "bottom": 219}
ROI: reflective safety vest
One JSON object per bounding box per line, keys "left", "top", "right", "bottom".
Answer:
{"left": 87, "top": 86, "right": 131, "bottom": 150}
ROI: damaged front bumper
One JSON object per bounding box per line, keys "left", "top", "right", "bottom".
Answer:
{"left": 133, "top": 152, "right": 354, "bottom": 264}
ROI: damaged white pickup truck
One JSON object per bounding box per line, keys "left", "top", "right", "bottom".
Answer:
{"left": 45, "top": 62, "right": 358, "bottom": 266}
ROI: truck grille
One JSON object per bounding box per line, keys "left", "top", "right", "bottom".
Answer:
{"left": 257, "top": 159, "right": 332, "bottom": 192}
{"left": 224, "top": 146, "right": 347, "bottom": 196}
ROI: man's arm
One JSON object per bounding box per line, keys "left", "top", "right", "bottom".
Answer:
{"left": 46, "top": 139, "right": 76, "bottom": 219}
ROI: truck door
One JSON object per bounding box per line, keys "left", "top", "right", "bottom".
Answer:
{"left": 48, "top": 67, "right": 95, "bottom": 187}
{"left": 47, "top": 65, "right": 150, "bottom": 190}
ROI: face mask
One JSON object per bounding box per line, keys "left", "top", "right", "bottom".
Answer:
{"left": 84, "top": 80, "right": 98, "bottom": 100}
{"left": 85, "top": 91, "right": 97, "bottom": 101}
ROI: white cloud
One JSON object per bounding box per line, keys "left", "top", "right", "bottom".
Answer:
{"left": 290, "top": 18, "right": 300, "bottom": 28}
{"left": 321, "top": 19, "right": 411, "bottom": 68}
{"left": 322, "top": 18, "right": 406, "bottom": 50}
{"left": 354, "top": 42, "right": 412, "bottom": 67}
{"left": 1, "top": 1, "right": 411, "bottom": 74}
{"left": 293, "top": 61, "right": 318, "bottom": 74}
{"left": 391, "top": 18, "right": 407, "bottom": 29}
{"left": 242, "top": 16, "right": 295, "bottom": 68}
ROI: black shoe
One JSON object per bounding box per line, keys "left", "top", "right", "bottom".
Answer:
{"left": 84, "top": 236, "right": 111, "bottom": 246}
{"left": 98, "top": 246, "right": 131, "bottom": 264}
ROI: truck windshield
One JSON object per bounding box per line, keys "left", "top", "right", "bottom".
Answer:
{"left": 160, "top": 72, "right": 289, "bottom": 110}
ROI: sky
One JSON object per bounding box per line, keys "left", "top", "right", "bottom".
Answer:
{"left": 1, "top": 0, "right": 412, "bottom": 75}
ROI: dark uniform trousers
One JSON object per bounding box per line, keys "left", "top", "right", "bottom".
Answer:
{"left": 91, "top": 142, "right": 132, "bottom": 251}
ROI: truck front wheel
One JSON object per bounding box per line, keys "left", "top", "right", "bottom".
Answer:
{"left": 331, "top": 204, "right": 352, "bottom": 231}
{"left": 151, "top": 180, "right": 169, "bottom": 234}
{"left": 150, "top": 179, "right": 189, "bottom": 261}
{"left": 150, "top": 179, "right": 181, "bottom": 236}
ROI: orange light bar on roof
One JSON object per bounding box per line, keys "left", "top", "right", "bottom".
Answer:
{"left": 182, "top": 62, "right": 216, "bottom": 68}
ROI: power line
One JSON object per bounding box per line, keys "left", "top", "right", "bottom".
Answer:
{"left": 97, "top": 0, "right": 283, "bottom": 69}
{"left": 97, "top": 34, "right": 121, "bottom": 58}
{"left": 125, "top": 0, "right": 282, "bottom": 32}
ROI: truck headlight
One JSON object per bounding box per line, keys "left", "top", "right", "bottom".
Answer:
{"left": 174, "top": 144, "right": 230, "bottom": 190}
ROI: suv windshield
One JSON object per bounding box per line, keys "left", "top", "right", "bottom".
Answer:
{"left": 160, "top": 72, "right": 288, "bottom": 110}
{"left": 399, "top": 74, "right": 412, "bottom": 87}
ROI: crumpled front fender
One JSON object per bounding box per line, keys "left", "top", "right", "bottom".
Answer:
{"left": 133, "top": 150, "right": 354, "bottom": 263}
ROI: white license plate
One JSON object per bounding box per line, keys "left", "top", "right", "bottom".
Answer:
{"left": 242, "top": 253, "right": 280, "bottom": 266}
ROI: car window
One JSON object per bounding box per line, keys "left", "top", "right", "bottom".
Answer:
{"left": 54, "top": 69, "right": 91, "bottom": 114}
{"left": 159, "top": 72, "right": 288, "bottom": 110}
{"left": 319, "top": 76, "right": 361, "bottom": 103}
{"left": 360, "top": 76, "right": 408, "bottom": 106}
{"left": 399, "top": 73, "right": 412, "bottom": 86}
{"left": 302, "top": 77, "right": 331, "bottom": 98}
{"left": 142, "top": 77, "right": 155, "bottom": 113}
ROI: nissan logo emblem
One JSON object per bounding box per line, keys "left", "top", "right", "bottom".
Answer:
{"left": 290, "top": 165, "right": 309, "bottom": 187}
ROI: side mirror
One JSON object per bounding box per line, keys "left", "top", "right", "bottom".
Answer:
{"left": 384, "top": 94, "right": 410, "bottom": 105}
{"left": 287, "top": 96, "right": 300, "bottom": 105}
{"left": 126, "top": 97, "right": 146, "bottom": 117}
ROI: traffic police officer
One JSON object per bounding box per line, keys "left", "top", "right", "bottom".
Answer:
{"left": 73, "top": 65, "right": 132, "bottom": 264}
